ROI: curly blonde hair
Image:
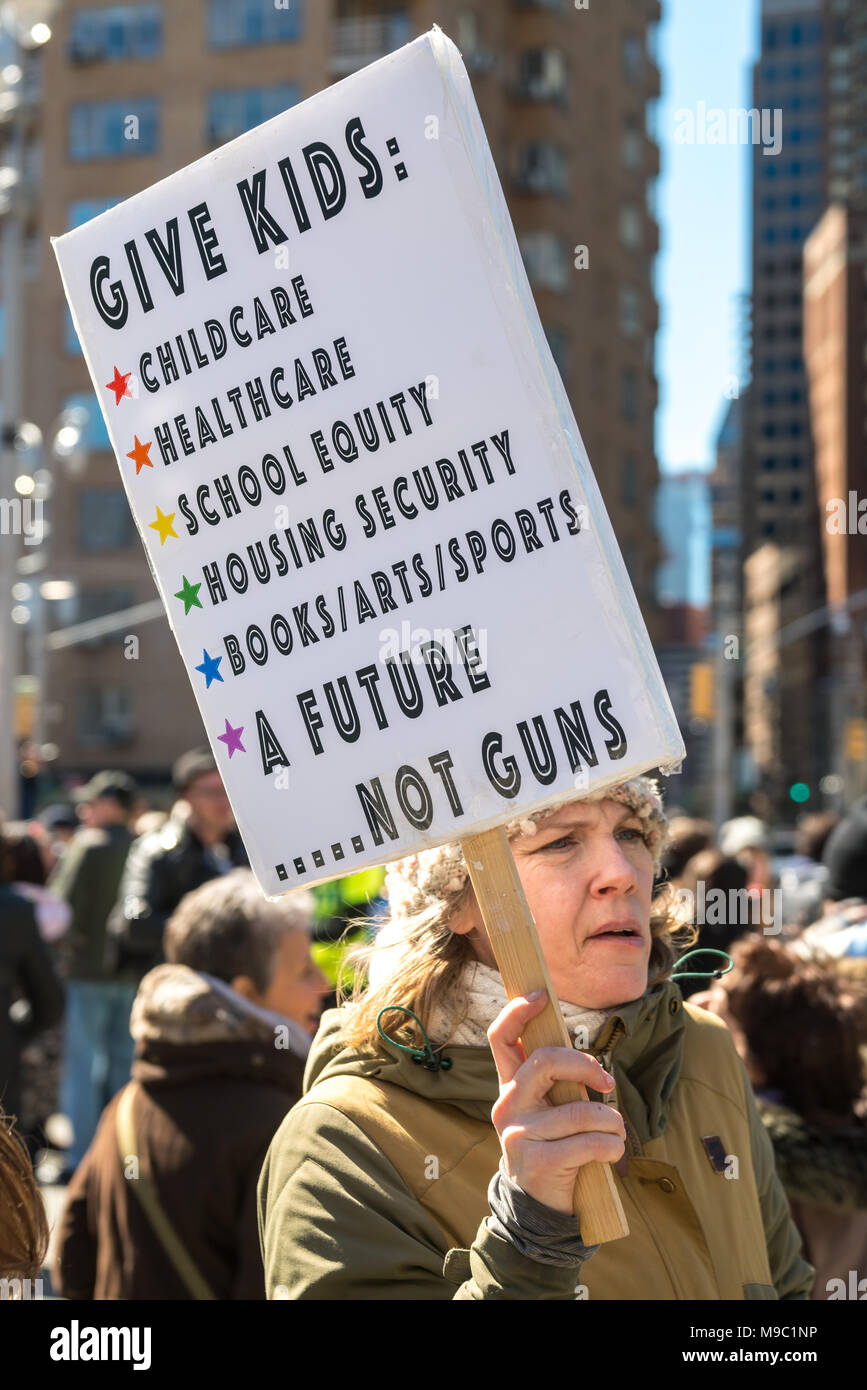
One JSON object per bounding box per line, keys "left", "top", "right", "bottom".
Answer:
{"left": 336, "top": 878, "right": 695, "bottom": 1056}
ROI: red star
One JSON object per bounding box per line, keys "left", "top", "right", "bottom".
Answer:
{"left": 106, "top": 366, "right": 132, "bottom": 405}
{"left": 126, "top": 435, "right": 153, "bottom": 474}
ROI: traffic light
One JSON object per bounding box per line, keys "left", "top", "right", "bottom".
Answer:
{"left": 845, "top": 718, "right": 867, "bottom": 763}
{"left": 689, "top": 662, "right": 715, "bottom": 722}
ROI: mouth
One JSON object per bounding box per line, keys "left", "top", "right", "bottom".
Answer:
{"left": 585, "top": 921, "right": 645, "bottom": 945}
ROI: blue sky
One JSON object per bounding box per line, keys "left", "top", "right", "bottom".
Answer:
{"left": 655, "top": 0, "right": 760, "bottom": 473}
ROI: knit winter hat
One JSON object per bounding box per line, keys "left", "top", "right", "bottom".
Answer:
{"left": 822, "top": 793, "right": 867, "bottom": 902}
{"left": 385, "top": 775, "right": 668, "bottom": 924}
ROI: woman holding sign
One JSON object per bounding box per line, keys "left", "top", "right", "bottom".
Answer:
{"left": 258, "top": 777, "right": 814, "bottom": 1300}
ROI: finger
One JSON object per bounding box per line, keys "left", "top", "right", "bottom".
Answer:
{"left": 501, "top": 1100, "right": 626, "bottom": 1145}
{"left": 501, "top": 1046, "right": 614, "bottom": 1115}
{"left": 487, "top": 991, "right": 549, "bottom": 1086}
{"left": 514, "top": 1128, "right": 627, "bottom": 1175}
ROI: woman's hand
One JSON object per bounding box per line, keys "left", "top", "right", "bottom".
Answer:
{"left": 488, "top": 990, "right": 626, "bottom": 1216}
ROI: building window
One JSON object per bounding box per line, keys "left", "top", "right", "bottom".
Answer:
{"left": 790, "top": 487, "right": 802, "bottom": 502}
{"left": 621, "top": 454, "right": 638, "bottom": 505}
{"left": 619, "top": 204, "right": 642, "bottom": 249}
{"left": 619, "top": 285, "right": 641, "bottom": 337}
{"left": 619, "top": 368, "right": 639, "bottom": 423}
{"left": 762, "top": 457, "right": 776, "bottom": 470}
{"left": 517, "top": 48, "right": 566, "bottom": 102}
{"left": 762, "top": 521, "right": 776, "bottom": 537}
{"left": 515, "top": 141, "right": 567, "bottom": 195}
{"left": 76, "top": 684, "right": 135, "bottom": 746}
{"left": 206, "top": 84, "right": 301, "bottom": 145}
{"left": 78, "top": 491, "right": 135, "bottom": 552}
{"left": 622, "top": 33, "right": 643, "bottom": 81}
{"left": 68, "top": 4, "right": 162, "bottom": 62}
{"left": 207, "top": 0, "right": 303, "bottom": 47}
{"left": 621, "top": 113, "right": 642, "bottom": 170}
{"left": 68, "top": 198, "right": 123, "bottom": 229}
{"left": 69, "top": 98, "right": 159, "bottom": 159}
{"left": 519, "top": 232, "right": 568, "bottom": 291}
{"left": 75, "top": 589, "right": 136, "bottom": 650}
{"left": 544, "top": 325, "right": 569, "bottom": 378}
{"left": 62, "top": 394, "right": 111, "bottom": 451}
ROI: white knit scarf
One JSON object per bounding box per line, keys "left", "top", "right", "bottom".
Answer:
{"left": 427, "top": 960, "right": 613, "bottom": 1048}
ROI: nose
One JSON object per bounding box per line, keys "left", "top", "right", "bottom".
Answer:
{"left": 587, "top": 833, "right": 638, "bottom": 898}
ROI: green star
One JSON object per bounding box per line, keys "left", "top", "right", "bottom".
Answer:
{"left": 174, "top": 575, "right": 202, "bottom": 616}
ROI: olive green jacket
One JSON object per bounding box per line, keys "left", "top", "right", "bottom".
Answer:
{"left": 258, "top": 979, "right": 814, "bottom": 1300}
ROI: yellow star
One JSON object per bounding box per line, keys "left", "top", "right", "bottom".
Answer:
{"left": 148, "top": 505, "right": 178, "bottom": 545}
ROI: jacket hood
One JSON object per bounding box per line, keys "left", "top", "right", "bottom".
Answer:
{"left": 131, "top": 963, "right": 309, "bottom": 1092}
{"left": 756, "top": 1094, "right": 867, "bottom": 1211}
{"left": 303, "top": 977, "right": 688, "bottom": 1139}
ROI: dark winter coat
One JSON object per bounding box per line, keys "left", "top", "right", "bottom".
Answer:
{"left": 106, "top": 820, "right": 248, "bottom": 982}
{"left": 54, "top": 964, "right": 307, "bottom": 1300}
{"left": 0, "top": 885, "right": 65, "bottom": 1122}
{"left": 756, "top": 1094, "right": 867, "bottom": 1300}
{"left": 49, "top": 823, "right": 134, "bottom": 980}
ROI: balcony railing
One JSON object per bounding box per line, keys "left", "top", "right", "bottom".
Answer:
{"left": 330, "top": 14, "right": 413, "bottom": 75}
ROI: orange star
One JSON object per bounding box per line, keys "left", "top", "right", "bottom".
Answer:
{"left": 106, "top": 366, "right": 132, "bottom": 404}
{"left": 126, "top": 435, "right": 153, "bottom": 475}
{"left": 148, "top": 506, "right": 177, "bottom": 545}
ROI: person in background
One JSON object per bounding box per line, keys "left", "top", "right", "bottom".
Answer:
{"left": 658, "top": 816, "right": 715, "bottom": 885}
{"left": 673, "top": 849, "right": 750, "bottom": 999}
{"left": 107, "top": 748, "right": 248, "bottom": 986}
{"left": 697, "top": 937, "right": 867, "bottom": 1300}
{"left": 797, "top": 795, "right": 867, "bottom": 975}
{"left": 719, "top": 816, "right": 775, "bottom": 895}
{"left": 1, "top": 831, "right": 71, "bottom": 946}
{"left": 54, "top": 870, "right": 329, "bottom": 1300}
{"left": 36, "top": 805, "right": 78, "bottom": 877}
{"left": 50, "top": 772, "right": 139, "bottom": 1178}
{"left": 0, "top": 846, "right": 65, "bottom": 1135}
{"left": 779, "top": 812, "right": 839, "bottom": 931}
{"left": 0, "top": 1109, "right": 49, "bottom": 1290}
{"left": 0, "top": 833, "right": 70, "bottom": 1157}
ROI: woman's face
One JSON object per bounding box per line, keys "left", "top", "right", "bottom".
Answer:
{"left": 455, "top": 798, "right": 655, "bottom": 1009}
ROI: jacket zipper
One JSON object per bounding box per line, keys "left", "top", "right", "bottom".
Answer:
{"left": 590, "top": 1019, "right": 641, "bottom": 1157}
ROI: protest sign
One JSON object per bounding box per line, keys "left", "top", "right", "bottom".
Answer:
{"left": 52, "top": 27, "right": 684, "bottom": 903}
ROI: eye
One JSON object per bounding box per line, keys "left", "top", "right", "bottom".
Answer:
{"left": 536, "top": 834, "right": 575, "bottom": 852}
{"left": 617, "top": 826, "right": 648, "bottom": 847}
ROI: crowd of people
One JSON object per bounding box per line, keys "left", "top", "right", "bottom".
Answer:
{"left": 0, "top": 768, "right": 864, "bottom": 1300}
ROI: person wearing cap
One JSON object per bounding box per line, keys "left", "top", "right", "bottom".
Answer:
{"left": 49, "top": 771, "right": 139, "bottom": 1175}
{"left": 796, "top": 795, "right": 867, "bottom": 974}
{"left": 258, "top": 778, "right": 814, "bottom": 1300}
{"left": 106, "top": 748, "right": 248, "bottom": 989}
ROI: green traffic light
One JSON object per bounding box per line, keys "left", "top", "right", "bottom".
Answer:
{"left": 789, "top": 782, "right": 810, "bottom": 803}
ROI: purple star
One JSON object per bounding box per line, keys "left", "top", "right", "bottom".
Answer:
{"left": 217, "top": 718, "right": 245, "bottom": 758}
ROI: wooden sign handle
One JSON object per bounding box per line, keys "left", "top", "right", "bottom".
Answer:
{"left": 459, "top": 824, "right": 629, "bottom": 1245}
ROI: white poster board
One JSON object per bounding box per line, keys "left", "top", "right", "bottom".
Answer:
{"left": 52, "top": 27, "right": 684, "bottom": 897}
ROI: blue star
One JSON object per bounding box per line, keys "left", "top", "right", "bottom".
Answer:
{"left": 195, "top": 649, "right": 223, "bottom": 688}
